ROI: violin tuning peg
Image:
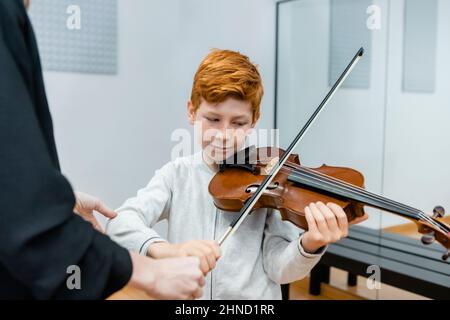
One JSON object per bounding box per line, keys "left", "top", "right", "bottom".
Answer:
{"left": 442, "top": 250, "right": 450, "bottom": 261}
{"left": 421, "top": 232, "right": 435, "bottom": 245}
{"left": 433, "top": 205, "right": 445, "bottom": 218}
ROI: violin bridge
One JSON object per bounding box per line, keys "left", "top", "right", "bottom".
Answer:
{"left": 262, "top": 156, "right": 279, "bottom": 175}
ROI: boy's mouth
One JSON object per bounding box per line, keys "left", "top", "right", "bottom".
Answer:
{"left": 209, "top": 143, "right": 234, "bottom": 150}
{"left": 210, "top": 146, "right": 235, "bottom": 155}
{"left": 206, "top": 145, "right": 237, "bottom": 160}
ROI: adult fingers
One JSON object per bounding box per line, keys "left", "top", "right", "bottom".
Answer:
{"left": 94, "top": 200, "right": 117, "bottom": 219}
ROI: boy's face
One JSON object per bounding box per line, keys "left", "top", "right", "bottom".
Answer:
{"left": 188, "top": 97, "right": 255, "bottom": 163}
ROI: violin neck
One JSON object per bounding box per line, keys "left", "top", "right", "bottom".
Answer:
{"left": 287, "top": 168, "right": 423, "bottom": 221}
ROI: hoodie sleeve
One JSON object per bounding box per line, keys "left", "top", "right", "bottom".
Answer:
{"left": 106, "top": 162, "right": 175, "bottom": 256}
{"left": 262, "top": 209, "right": 326, "bottom": 284}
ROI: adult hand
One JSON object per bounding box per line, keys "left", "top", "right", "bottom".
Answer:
{"left": 73, "top": 191, "right": 117, "bottom": 232}
{"left": 128, "top": 252, "right": 205, "bottom": 300}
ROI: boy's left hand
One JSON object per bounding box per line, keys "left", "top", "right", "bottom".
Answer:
{"left": 301, "top": 202, "right": 368, "bottom": 254}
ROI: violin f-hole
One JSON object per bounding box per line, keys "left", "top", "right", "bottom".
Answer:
{"left": 246, "top": 182, "right": 279, "bottom": 193}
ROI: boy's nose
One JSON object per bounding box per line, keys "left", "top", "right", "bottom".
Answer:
{"left": 212, "top": 128, "right": 233, "bottom": 147}
{"left": 220, "top": 126, "right": 235, "bottom": 140}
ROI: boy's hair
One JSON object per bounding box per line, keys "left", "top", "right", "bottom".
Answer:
{"left": 190, "top": 49, "right": 264, "bottom": 122}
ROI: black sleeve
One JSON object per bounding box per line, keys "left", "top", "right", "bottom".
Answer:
{"left": 0, "top": 6, "right": 132, "bottom": 299}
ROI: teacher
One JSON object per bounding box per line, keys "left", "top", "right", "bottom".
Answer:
{"left": 0, "top": 0, "right": 204, "bottom": 299}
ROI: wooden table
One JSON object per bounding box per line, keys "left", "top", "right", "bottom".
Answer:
{"left": 108, "top": 285, "right": 154, "bottom": 300}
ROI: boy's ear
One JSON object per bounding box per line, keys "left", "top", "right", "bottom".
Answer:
{"left": 187, "top": 101, "right": 196, "bottom": 125}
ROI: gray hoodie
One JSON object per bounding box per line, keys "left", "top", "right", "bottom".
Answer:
{"left": 106, "top": 151, "right": 325, "bottom": 299}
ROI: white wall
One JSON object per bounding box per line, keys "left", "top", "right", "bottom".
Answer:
{"left": 382, "top": 0, "right": 450, "bottom": 227}
{"left": 40, "top": 0, "right": 278, "bottom": 232}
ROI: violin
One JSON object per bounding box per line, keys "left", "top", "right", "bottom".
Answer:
{"left": 209, "top": 146, "right": 450, "bottom": 260}
{"left": 207, "top": 47, "right": 450, "bottom": 260}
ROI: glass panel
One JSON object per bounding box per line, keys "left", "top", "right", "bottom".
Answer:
{"left": 276, "top": 0, "right": 449, "bottom": 300}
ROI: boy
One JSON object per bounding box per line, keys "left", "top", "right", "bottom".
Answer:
{"left": 107, "top": 49, "right": 367, "bottom": 299}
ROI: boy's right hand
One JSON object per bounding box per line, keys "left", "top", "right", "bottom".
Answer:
{"left": 148, "top": 240, "right": 221, "bottom": 275}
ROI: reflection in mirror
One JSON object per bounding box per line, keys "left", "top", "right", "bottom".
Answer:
{"left": 276, "top": 0, "right": 450, "bottom": 300}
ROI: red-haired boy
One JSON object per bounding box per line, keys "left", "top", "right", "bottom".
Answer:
{"left": 107, "top": 49, "right": 367, "bottom": 299}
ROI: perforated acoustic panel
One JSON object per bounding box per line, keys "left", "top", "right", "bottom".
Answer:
{"left": 28, "top": 0, "right": 117, "bottom": 74}
{"left": 329, "top": 0, "right": 372, "bottom": 89}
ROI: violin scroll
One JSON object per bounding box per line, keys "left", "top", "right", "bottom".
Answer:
{"left": 418, "top": 205, "right": 450, "bottom": 260}
{"left": 432, "top": 205, "right": 445, "bottom": 218}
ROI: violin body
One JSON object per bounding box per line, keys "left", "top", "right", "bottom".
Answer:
{"left": 209, "top": 147, "right": 366, "bottom": 230}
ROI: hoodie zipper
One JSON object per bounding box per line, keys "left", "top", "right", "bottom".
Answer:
{"left": 210, "top": 207, "right": 219, "bottom": 300}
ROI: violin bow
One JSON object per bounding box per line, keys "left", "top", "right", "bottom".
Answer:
{"left": 218, "top": 47, "right": 365, "bottom": 246}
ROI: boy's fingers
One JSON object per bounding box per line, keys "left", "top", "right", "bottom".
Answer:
{"left": 316, "top": 201, "right": 340, "bottom": 234}
{"left": 206, "top": 240, "right": 221, "bottom": 258}
{"left": 195, "top": 243, "right": 217, "bottom": 270}
{"left": 327, "top": 202, "right": 348, "bottom": 235}
{"left": 187, "top": 248, "right": 210, "bottom": 274}
{"left": 304, "top": 206, "right": 318, "bottom": 232}
{"left": 309, "top": 202, "right": 329, "bottom": 235}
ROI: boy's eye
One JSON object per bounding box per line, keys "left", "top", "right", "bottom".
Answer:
{"left": 206, "top": 117, "right": 220, "bottom": 122}
{"left": 233, "top": 122, "right": 247, "bottom": 127}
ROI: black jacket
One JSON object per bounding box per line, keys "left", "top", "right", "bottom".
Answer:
{"left": 0, "top": 0, "right": 132, "bottom": 299}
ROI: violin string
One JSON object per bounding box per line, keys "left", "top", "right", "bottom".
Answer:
{"left": 275, "top": 161, "right": 420, "bottom": 214}
{"left": 293, "top": 164, "right": 421, "bottom": 215}
{"left": 276, "top": 161, "right": 432, "bottom": 222}
{"left": 288, "top": 166, "right": 447, "bottom": 233}
{"left": 293, "top": 168, "right": 447, "bottom": 233}
{"left": 267, "top": 161, "right": 448, "bottom": 233}
{"left": 256, "top": 159, "right": 410, "bottom": 213}
{"left": 252, "top": 158, "right": 447, "bottom": 233}
{"left": 289, "top": 167, "right": 419, "bottom": 217}
{"left": 287, "top": 167, "right": 447, "bottom": 233}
